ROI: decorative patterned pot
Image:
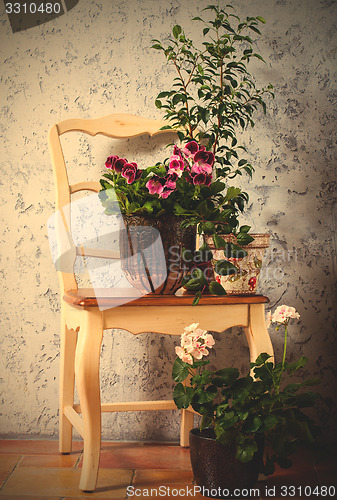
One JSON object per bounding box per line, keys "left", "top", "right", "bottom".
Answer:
{"left": 189, "top": 428, "right": 263, "bottom": 499}
{"left": 204, "top": 234, "right": 270, "bottom": 295}
{"left": 120, "top": 214, "right": 196, "bottom": 294}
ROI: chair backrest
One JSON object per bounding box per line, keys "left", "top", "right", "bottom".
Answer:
{"left": 48, "top": 113, "right": 174, "bottom": 295}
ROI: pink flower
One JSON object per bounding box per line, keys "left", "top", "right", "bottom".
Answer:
{"left": 146, "top": 176, "right": 164, "bottom": 195}
{"left": 175, "top": 346, "right": 193, "bottom": 365}
{"left": 191, "top": 162, "right": 212, "bottom": 175}
{"left": 164, "top": 172, "right": 178, "bottom": 190}
{"left": 105, "top": 155, "right": 119, "bottom": 169}
{"left": 192, "top": 172, "right": 212, "bottom": 186}
{"left": 194, "top": 149, "right": 215, "bottom": 167}
{"left": 268, "top": 305, "right": 300, "bottom": 326}
{"left": 168, "top": 155, "right": 184, "bottom": 177}
{"left": 105, "top": 155, "right": 128, "bottom": 173}
{"left": 181, "top": 141, "right": 199, "bottom": 157}
{"left": 121, "top": 163, "right": 142, "bottom": 184}
{"left": 173, "top": 145, "right": 184, "bottom": 159}
{"left": 204, "top": 334, "right": 215, "bottom": 347}
{"left": 159, "top": 188, "right": 174, "bottom": 199}
{"left": 114, "top": 158, "right": 128, "bottom": 173}
{"left": 176, "top": 324, "right": 215, "bottom": 364}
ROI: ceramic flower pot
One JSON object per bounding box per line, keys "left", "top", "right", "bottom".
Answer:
{"left": 204, "top": 234, "right": 270, "bottom": 295}
{"left": 120, "top": 214, "right": 196, "bottom": 294}
{"left": 189, "top": 428, "right": 263, "bottom": 499}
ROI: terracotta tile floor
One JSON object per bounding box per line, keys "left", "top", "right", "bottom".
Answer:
{"left": 0, "top": 440, "right": 336, "bottom": 499}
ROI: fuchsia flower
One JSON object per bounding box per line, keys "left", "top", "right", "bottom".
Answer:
{"left": 121, "top": 162, "right": 142, "bottom": 184}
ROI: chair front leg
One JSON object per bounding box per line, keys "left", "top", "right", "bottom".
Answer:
{"left": 59, "top": 304, "right": 78, "bottom": 453}
{"left": 75, "top": 308, "right": 103, "bottom": 492}
{"left": 243, "top": 303, "right": 274, "bottom": 365}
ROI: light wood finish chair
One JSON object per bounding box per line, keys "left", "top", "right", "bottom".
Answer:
{"left": 48, "top": 113, "right": 274, "bottom": 492}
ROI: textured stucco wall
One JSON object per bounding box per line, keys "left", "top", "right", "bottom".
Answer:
{"left": 0, "top": 0, "right": 336, "bottom": 443}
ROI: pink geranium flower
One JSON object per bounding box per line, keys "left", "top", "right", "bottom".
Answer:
{"left": 191, "top": 163, "right": 213, "bottom": 175}
{"left": 194, "top": 149, "right": 215, "bottom": 167}
{"left": 181, "top": 141, "right": 199, "bottom": 157}
{"left": 121, "top": 163, "right": 142, "bottom": 184}
{"left": 105, "top": 155, "right": 119, "bottom": 169}
{"left": 159, "top": 188, "right": 174, "bottom": 199}
{"left": 267, "top": 305, "right": 300, "bottom": 327}
{"left": 168, "top": 155, "right": 184, "bottom": 177}
{"left": 114, "top": 158, "right": 128, "bottom": 173}
{"left": 146, "top": 176, "right": 164, "bottom": 195}
{"left": 175, "top": 323, "right": 215, "bottom": 365}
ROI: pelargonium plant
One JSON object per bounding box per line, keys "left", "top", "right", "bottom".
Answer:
{"left": 172, "top": 307, "right": 320, "bottom": 474}
{"left": 99, "top": 141, "right": 254, "bottom": 302}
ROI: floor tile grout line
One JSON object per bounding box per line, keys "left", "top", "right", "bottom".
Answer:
{"left": 0, "top": 454, "right": 24, "bottom": 492}
{"left": 124, "top": 469, "right": 136, "bottom": 499}
{"left": 73, "top": 449, "right": 84, "bottom": 468}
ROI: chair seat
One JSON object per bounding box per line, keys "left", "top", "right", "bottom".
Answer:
{"left": 63, "top": 288, "right": 269, "bottom": 308}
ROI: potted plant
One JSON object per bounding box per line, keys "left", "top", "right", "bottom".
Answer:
{"left": 152, "top": 3, "right": 274, "bottom": 295}
{"left": 172, "top": 306, "right": 320, "bottom": 498}
{"left": 99, "top": 141, "right": 250, "bottom": 298}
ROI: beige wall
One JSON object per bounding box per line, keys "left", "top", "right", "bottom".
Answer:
{"left": 0, "top": 0, "right": 336, "bottom": 442}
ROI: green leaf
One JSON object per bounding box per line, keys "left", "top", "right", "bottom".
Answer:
{"left": 236, "top": 233, "right": 254, "bottom": 245}
{"left": 209, "top": 281, "right": 227, "bottom": 296}
{"left": 192, "top": 293, "right": 201, "bottom": 306}
{"left": 223, "top": 186, "right": 242, "bottom": 202}
{"left": 215, "top": 367, "right": 239, "bottom": 386}
{"left": 214, "top": 259, "right": 238, "bottom": 276}
{"left": 157, "top": 91, "right": 170, "bottom": 98}
{"left": 239, "top": 225, "right": 251, "bottom": 233}
{"left": 256, "top": 16, "right": 266, "bottom": 23}
{"left": 236, "top": 437, "right": 258, "bottom": 463}
{"left": 252, "top": 352, "right": 272, "bottom": 366}
{"left": 172, "top": 357, "right": 189, "bottom": 382}
{"left": 213, "top": 233, "right": 228, "bottom": 249}
{"left": 225, "top": 243, "right": 247, "bottom": 259}
{"left": 263, "top": 414, "right": 278, "bottom": 430}
{"left": 173, "top": 25, "right": 182, "bottom": 39}
{"left": 173, "top": 383, "right": 193, "bottom": 409}
{"left": 155, "top": 99, "right": 162, "bottom": 109}
{"left": 200, "top": 221, "right": 215, "bottom": 234}
{"left": 238, "top": 159, "right": 247, "bottom": 166}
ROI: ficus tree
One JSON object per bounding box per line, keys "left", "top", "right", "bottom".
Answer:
{"left": 152, "top": 3, "right": 274, "bottom": 183}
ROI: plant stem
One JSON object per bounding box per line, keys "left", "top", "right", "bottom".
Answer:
{"left": 282, "top": 323, "right": 288, "bottom": 369}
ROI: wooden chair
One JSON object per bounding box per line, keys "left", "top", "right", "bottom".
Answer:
{"left": 48, "top": 113, "right": 274, "bottom": 492}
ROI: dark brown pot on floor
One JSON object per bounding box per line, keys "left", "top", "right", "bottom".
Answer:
{"left": 120, "top": 214, "right": 196, "bottom": 294}
{"left": 189, "top": 428, "right": 263, "bottom": 499}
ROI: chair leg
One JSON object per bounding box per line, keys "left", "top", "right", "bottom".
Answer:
{"left": 59, "top": 305, "right": 78, "bottom": 453}
{"left": 75, "top": 308, "right": 103, "bottom": 492}
{"left": 180, "top": 409, "right": 194, "bottom": 447}
{"left": 243, "top": 304, "right": 274, "bottom": 365}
